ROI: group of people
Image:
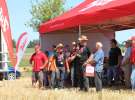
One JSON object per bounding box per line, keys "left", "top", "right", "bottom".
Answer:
{"left": 122, "top": 36, "right": 135, "bottom": 91}
{"left": 29, "top": 35, "right": 135, "bottom": 92}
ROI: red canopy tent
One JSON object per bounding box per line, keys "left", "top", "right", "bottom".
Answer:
{"left": 39, "top": 0, "right": 135, "bottom": 34}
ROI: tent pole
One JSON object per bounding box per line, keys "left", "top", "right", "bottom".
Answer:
{"left": 79, "top": 25, "right": 81, "bottom": 37}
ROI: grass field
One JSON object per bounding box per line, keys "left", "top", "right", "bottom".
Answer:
{"left": 18, "top": 48, "right": 34, "bottom": 68}
{"left": 0, "top": 74, "right": 135, "bottom": 100}
{"left": 2, "top": 48, "right": 134, "bottom": 100}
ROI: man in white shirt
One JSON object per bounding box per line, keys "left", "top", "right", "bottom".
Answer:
{"left": 121, "top": 40, "right": 132, "bottom": 88}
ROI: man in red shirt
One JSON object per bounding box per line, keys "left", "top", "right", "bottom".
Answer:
{"left": 30, "top": 44, "right": 48, "bottom": 89}
{"left": 130, "top": 36, "right": 135, "bottom": 91}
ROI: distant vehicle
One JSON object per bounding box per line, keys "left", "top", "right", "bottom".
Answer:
{"left": 0, "top": 0, "right": 22, "bottom": 81}
{"left": 0, "top": 28, "right": 21, "bottom": 81}
{"left": 0, "top": 66, "right": 21, "bottom": 80}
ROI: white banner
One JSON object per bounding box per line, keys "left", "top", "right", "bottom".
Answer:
{"left": 15, "top": 32, "right": 30, "bottom": 70}
{"left": 85, "top": 64, "right": 95, "bottom": 77}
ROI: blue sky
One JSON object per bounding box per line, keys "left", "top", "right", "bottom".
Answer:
{"left": 6, "top": 0, "right": 135, "bottom": 43}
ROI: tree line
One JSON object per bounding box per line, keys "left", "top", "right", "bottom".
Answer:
{"left": 13, "top": 39, "right": 39, "bottom": 48}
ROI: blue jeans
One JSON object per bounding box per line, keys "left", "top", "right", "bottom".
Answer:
{"left": 107, "top": 66, "right": 117, "bottom": 84}
{"left": 56, "top": 67, "right": 65, "bottom": 88}
{"left": 79, "top": 65, "right": 90, "bottom": 91}
{"left": 131, "top": 64, "right": 135, "bottom": 90}
{"left": 51, "top": 71, "right": 56, "bottom": 88}
{"left": 71, "top": 66, "right": 77, "bottom": 87}
{"left": 95, "top": 72, "right": 102, "bottom": 92}
{"left": 71, "top": 66, "right": 74, "bottom": 86}
{"left": 43, "top": 71, "right": 49, "bottom": 87}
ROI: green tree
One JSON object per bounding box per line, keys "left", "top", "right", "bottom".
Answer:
{"left": 28, "top": 39, "right": 39, "bottom": 48}
{"left": 27, "top": 0, "right": 66, "bottom": 31}
{"left": 13, "top": 39, "right": 16, "bottom": 48}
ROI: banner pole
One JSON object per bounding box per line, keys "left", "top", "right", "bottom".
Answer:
{"left": 79, "top": 25, "right": 82, "bottom": 37}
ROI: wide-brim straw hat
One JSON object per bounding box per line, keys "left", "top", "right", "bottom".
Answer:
{"left": 125, "top": 40, "right": 132, "bottom": 44}
{"left": 78, "top": 35, "right": 88, "bottom": 41}
{"left": 56, "top": 43, "right": 64, "bottom": 49}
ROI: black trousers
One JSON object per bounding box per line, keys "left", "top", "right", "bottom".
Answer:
{"left": 78, "top": 65, "right": 90, "bottom": 91}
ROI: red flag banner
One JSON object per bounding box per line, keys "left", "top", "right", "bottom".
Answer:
{"left": 15, "top": 32, "right": 30, "bottom": 70}
{"left": 0, "top": 0, "right": 15, "bottom": 65}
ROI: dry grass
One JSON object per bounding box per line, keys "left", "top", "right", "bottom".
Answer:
{"left": 4, "top": 48, "right": 134, "bottom": 100}
{"left": 0, "top": 77, "right": 135, "bottom": 100}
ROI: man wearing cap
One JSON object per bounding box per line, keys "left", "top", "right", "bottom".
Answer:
{"left": 54, "top": 43, "right": 70, "bottom": 88}
{"left": 130, "top": 36, "right": 135, "bottom": 91}
{"left": 121, "top": 40, "right": 132, "bottom": 88}
{"left": 77, "top": 35, "right": 91, "bottom": 91}
{"left": 30, "top": 44, "right": 48, "bottom": 89}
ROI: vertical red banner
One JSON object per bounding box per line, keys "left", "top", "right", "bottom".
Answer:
{"left": 0, "top": 0, "right": 16, "bottom": 66}
{"left": 15, "top": 32, "right": 30, "bottom": 69}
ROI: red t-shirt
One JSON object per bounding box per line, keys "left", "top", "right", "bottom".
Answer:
{"left": 131, "top": 44, "right": 135, "bottom": 64}
{"left": 30, "top": 51, "right": 48, "bottom": 72}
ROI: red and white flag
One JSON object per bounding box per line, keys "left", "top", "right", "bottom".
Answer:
{"left": 0, "top": 0, "right": 15, "bottom": 65}
{"left": 15, "top": 32, "right": 30, "bottom": 70}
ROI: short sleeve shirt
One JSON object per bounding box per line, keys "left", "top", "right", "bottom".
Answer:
{"left": 54, "top": 52, "right": 66, "bottom": 67}
{"left": 30, "top": 51, "right": 48, "bottom": 72}
{"left": 94, "top": 49, "right": 104, "bottom": 72}
{"left": 109, "top": 47, "right": 122, "bottom": 66}
{"left": 79, "top": 46, "right": 91, "bottom": 63}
